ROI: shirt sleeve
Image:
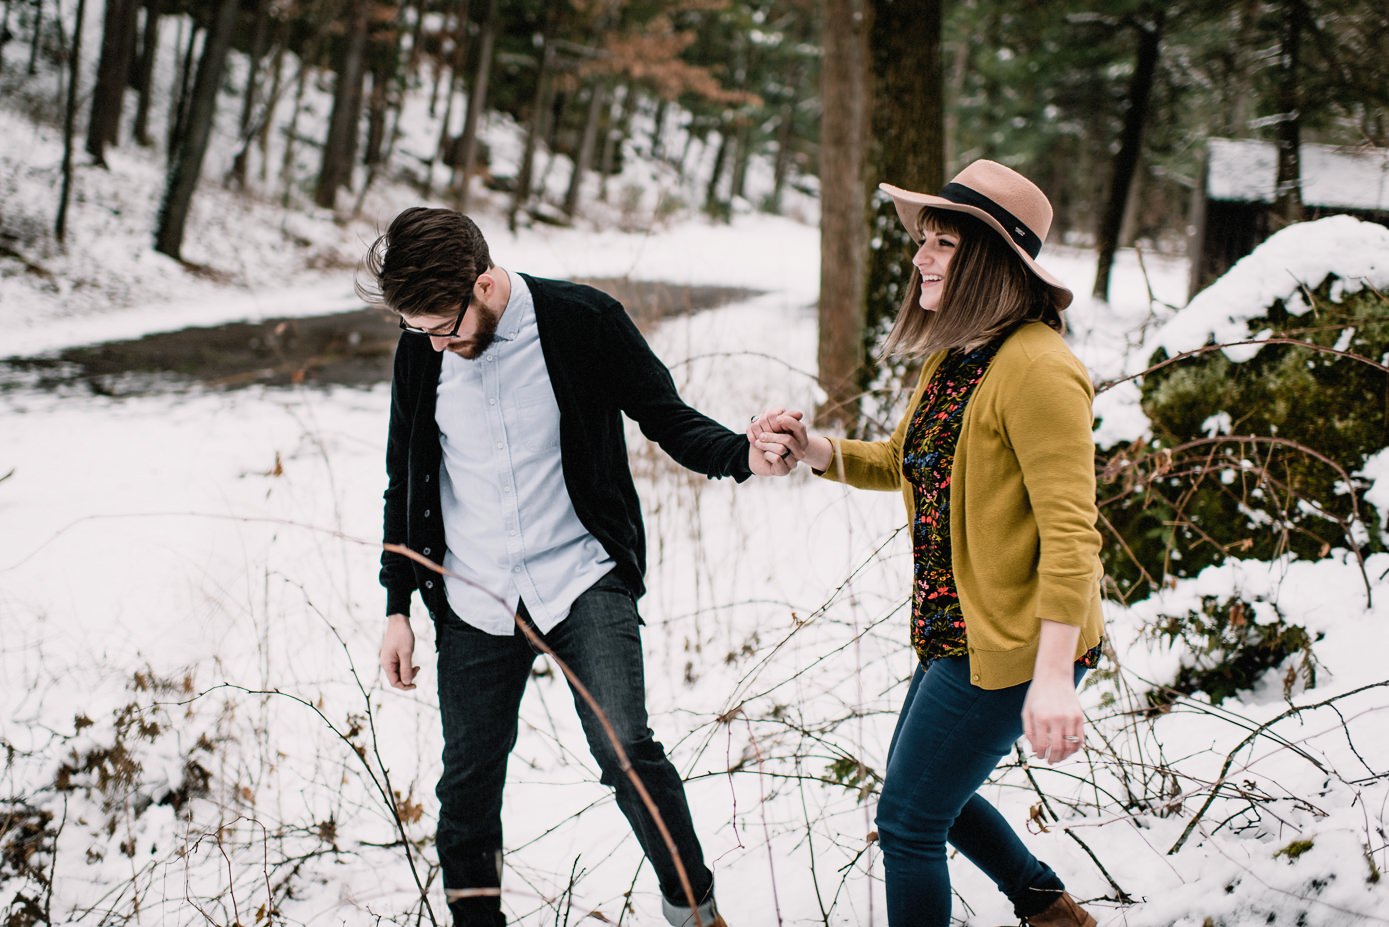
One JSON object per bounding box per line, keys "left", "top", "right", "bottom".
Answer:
{"left": 1001, "top": 350, "right": 1102, "bottom": 626}
{"left": 380, "top": 337, "right": 416, "bottom": 617}
{"left": 601, "top": 302, "right": 753, "bottom": 482}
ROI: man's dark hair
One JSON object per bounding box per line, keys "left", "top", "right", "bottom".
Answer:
{"left": 356, "top": 207, "right": 492, "bottom": 319}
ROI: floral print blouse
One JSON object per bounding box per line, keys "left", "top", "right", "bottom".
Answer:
{"left": 901, "top": 338, "right": 1102, "bottom": 670}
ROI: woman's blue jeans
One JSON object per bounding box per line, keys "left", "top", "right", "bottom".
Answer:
{"left": 876, "top": 656, "right": 1085, "bottom": 926}
{"left": 433, "top": 571, "right": 714, "bottom": 926}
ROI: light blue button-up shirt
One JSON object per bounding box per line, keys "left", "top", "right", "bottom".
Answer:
{"left": 434, "top": 270, "right": 613, "bottom": 634}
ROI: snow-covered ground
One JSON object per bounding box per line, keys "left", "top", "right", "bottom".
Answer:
{"left": 4, "top": 9, "right": 1388, "bottom": 927}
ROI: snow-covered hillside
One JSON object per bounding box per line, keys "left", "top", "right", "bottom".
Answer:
{"left": 3, "top": 8, "right": 1388, "bottom": 927}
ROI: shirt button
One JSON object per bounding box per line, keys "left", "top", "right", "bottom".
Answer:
{"left": 512, "top": 565, "right": 521, "bottom": 573}
{"left": 496, "top": 442, "right": 503, "bottom": 449}
{"left": 488, "top": 398, "right": 496, "bottom": 405}
{"left": 503, "top": 485, "right": 512, "bottom": 493}
{"left": 971, "top": 674, "right": 981, "bottom": 682}
{"left": 424, "top": 474, "right": 430, "bottom": 483}
{"left": 422, "top": 547, "right": 431, "bottom": 556}
{"left": 423, "top": 509, "right": 431, "bottom": 518}
{"left": 425, "top": 580, "right": 434, "bottom": 589}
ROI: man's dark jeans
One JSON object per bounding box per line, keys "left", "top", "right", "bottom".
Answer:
{"left": 434, "top": 570, "right": 714, "bottom": 926}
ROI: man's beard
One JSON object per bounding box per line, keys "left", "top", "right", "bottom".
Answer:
{"left": 445, "top": 304, "right": 500, "bottom": 358}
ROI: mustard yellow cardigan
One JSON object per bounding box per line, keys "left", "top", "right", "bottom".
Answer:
{"left": 818, "top": 322, "right": 1105, "bottom": 689}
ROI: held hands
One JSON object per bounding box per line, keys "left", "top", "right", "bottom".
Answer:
{"left": 746, "top": 407, "right": 804, "bottom": 476}
{"left": 746, "top": 407, "right": 835, "bottom": 476}
{"left": 380, "top": 614, "right": 420, "bottom": 691}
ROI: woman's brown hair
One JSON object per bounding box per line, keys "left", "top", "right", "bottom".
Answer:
{"left": 879, "top": 208, "right": 1066, "bottom": 359}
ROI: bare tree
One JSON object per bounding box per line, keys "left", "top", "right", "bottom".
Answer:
{"left": 510, "top": 21, "right": 556, "bottom": 232}
{"left": 1093, "top": 9, "right": 1165, "bottom": 302}
{"left": 563, "top": 77, "right": 609, "bottom": 218}
{"left": 56, "top": 0, "right": 89, "bottom": 243}
{"left": 817, "top": 0, "right": 871, "bottom": 428}
{"left": 86, "top": 0, "right": 141, "bottom": 164}
{"left": 1271, "top": 0, "right": 1305, "bottom": 225}
{"left": 130, "top": 0, "right": 160, "bottom": 147}
{"left": 153, "top": 0, "right": 238, "bottom": 259}
{"left": 314, "top": 0, "right": 371, "bottom": 210}
{"left": 454, "top": 0, "right": 497, "bottom": 211}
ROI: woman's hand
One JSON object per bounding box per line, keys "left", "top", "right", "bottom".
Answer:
{"left": 748, "top": 408, "right": 834, "bottom": 472}
{"left": 1022, "top": 619, "right": 1086, "bottom": 764}
{"left": 1022, "top": 675, "right": 1085, "bottom": 764}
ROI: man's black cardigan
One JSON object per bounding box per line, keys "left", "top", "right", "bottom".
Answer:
{"left": 380, "top": 274, "right": 754, "bottom": 620}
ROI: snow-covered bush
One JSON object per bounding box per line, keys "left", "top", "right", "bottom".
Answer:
{"left": 1098, "top": 216, "right": 1389, "bottom": 701}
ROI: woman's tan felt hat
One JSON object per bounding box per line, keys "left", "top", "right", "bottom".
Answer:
{"left": 880, "top": 159, "right": 1074, "bottom": 309}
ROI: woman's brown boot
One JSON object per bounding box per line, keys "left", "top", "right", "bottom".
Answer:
{"left": 1023, "top": 892, "right": 1097, "bottom": 926}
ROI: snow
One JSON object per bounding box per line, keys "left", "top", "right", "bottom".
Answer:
{"left": 1152, "top": 215, "right": 1389, "bottom": 362}
{"left": 1207, "top": 137, "right": 1389, "bottom": 212}
{"left": 3, "top": 11, "right": 1388, "bottom": 927}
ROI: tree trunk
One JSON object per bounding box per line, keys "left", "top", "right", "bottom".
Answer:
{"left": 257, "top": 31, "right": 285, "bottom": 183}
{"left": 455, "top": 0, "right": 496, "bottom": 211}
{"left": 56, "top": 0, "right": 88, "bottom": 242}
{"left": 87, "top": 0, "right": 140, "bottom": 163}
{"left": 0, "top": 1, "right": 13, "bottom": 74}
{"left": 818, "top": 0, "right": 871, "bottom": 429}
{"left": 365, "top": 56, "right": 391, "bottom": 167}
{"left": 154, "top": 0, "right": 238, "bottom": 259}
{"left": 1271, "top": 0, "right": 1304, "bottom": 226}
{"left": 131, "top": 0, "right": 159, "bottom": 147}
{"left": 426, "top": 0, "right": 467, "bottom": 196}
{"left": 563, "top": 79, "right": 608, "bottom": 218}
{"left": 281, "top": 52, "right": 308, "bottom": 206}
{"left": 314, "top": 0, "right": 370, "bottom": 210}
{"left": 237, "top": 0, "right": 269, "bottom": 138}
{"left": 509, "top": 31, "right": 553, "bottom": 232}
{"left": 405, "top": 0, "right": 426, "bottom": 75}
{"left": 704, "top": 126, "right": 731, "bottom": 219}
{"left": 650, "top": 97, "right": 667, "bottom": 160}
{"left": 768, "top": 60, "right": 804, "bottom": 213}
{"left": 25, "top": 0, "right": 41, "bottom": 75}
{"left": 599, "top": 82, "right": 635, "bottom": 203}
{"left": 166, "top": 17, "right": 198, "bottom": 162}
{"left": 1092, "top": 10, "right": 1164, "bottom": 302}
{"left": 731, "top": 118, "right": 752, "bottom": 203}
{"left": 858, "top": 0, "right": 944, "bottom": 429}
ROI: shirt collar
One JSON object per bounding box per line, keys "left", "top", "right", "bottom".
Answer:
{"left": 491, "top": 269, "right": 532, "bottom": 343}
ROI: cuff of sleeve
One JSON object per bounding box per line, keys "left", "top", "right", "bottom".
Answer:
{"left": 386, "top": 588, "right": 413, "bottom": 619}
{"left": 1036, "top": 572, "right": 1098, "bottom": 627}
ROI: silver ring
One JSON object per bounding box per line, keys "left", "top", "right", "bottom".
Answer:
{"left": 1063, "top": 735, "right": 1081, "bottom": 744}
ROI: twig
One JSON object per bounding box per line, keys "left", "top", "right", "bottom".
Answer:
{"left": 384, "top": 542, "right": 708, "bottom": 927}
{"left": 1012, "top": 744, "right": 1133, "bottom": 903}
{"left": 1169, "top": 679, "right": 1389, "bottom": 854}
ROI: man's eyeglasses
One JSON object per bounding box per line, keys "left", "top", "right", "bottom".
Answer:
{"left": 399, "top": 300, "right": 469, "bottom": 337}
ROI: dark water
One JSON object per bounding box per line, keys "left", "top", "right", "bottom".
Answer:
{"left": 0, "top": 280, "right": 759, "bottom": 396}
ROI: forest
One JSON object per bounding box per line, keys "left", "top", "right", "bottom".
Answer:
{"left": 1, "top": 1, "right": 1388, "bottom": 925}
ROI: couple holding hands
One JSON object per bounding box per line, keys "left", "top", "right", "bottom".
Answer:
{"left": 366, "top": 159, "right": 1103, "bottom": 927}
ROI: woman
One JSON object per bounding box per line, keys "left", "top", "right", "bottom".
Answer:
{"left": 754, "top": 160, "right": 1105, "bottom": 927}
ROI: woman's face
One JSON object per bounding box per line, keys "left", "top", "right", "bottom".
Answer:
{"left": 912, "top": 221, "right": 959, "bottom": 312}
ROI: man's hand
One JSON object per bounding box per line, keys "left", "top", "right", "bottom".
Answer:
{"left": 381, "top": 614, "right": 419, "bottom": 690}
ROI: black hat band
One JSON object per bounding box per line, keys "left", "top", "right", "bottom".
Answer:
{"left": 938, "top": 182, "right": 1044, "bottom": 259}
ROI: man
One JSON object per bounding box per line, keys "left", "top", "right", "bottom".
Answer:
{"left": 359, "top": 207, "right": 791, "bottom": 927}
